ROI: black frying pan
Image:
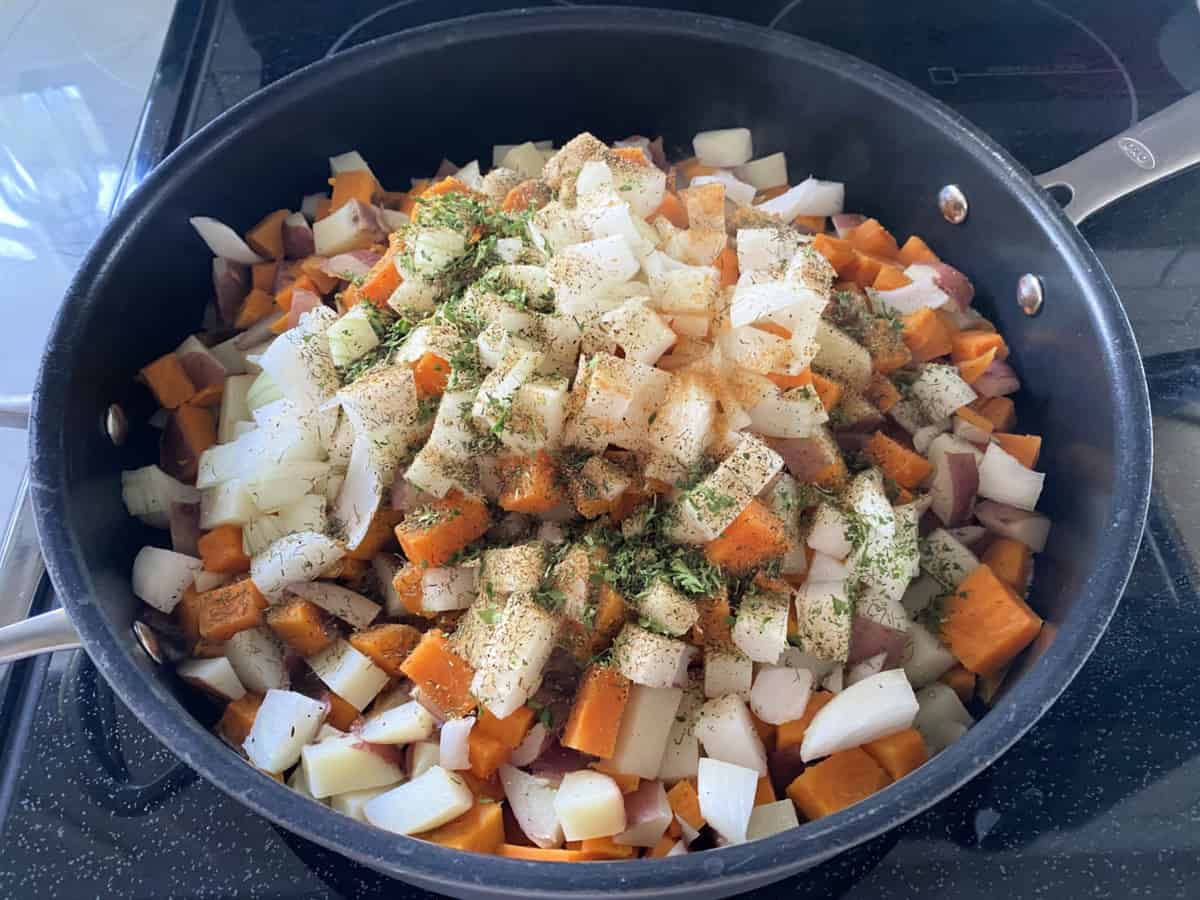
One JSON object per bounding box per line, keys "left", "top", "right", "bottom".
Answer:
{"left": 0, "top": 8, "right": 1186, "bottom": 898}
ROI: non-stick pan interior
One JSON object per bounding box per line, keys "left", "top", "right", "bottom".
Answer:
{"left": 30, "top": 10, "right": 1150, "bottom": 898}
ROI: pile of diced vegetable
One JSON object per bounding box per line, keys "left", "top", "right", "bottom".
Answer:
{"left": 121, "top": 127, "right": 1051, "bottom": 859}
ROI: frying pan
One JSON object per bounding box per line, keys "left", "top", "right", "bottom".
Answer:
{"left": 0, "top": 7, "right": 1190, "bottom": 897}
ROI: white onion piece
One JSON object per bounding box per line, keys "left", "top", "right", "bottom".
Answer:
{"left": 808, "top": 504, "right": 852, "bottom": 559}
{"left": 808, "top": 551, "right": 851, "bottom": 582}
{"left": 690, "top": 173, "right": 756, "bottom": 207}
{"left": 288, "top": 581, "right": 380, "bottom": 629}
{"left": 903, "top": 621, "right": 957, "bottom": 688}
{"left": 439, "top": 716, "right": 475, "bottom": 770}
{"left": 694, "top": 695, "right": 767, "bottom": 775}
{"left": 869, "top": 265, "right": 950, "bottom": 314}
{"left": 953, "top": 412, "right": 992, "bottom": 444}
{"left": 242, "top": 689, "right": 325, "bottom": 772}
{"left": 755, "top": 176, "right": 844, "bottom": 219}
{"left": 420, "top": 566, "right": 479, "bottom": 613}
{"left": 977, "top": 442, "right": 1044, "bottom": 511}
{"left": 697, "top": 757, "right": 758, "bottom": 845}
{"left": 845, "top": 651, "right": 888, "bottom": 686}
{"left": 189, "top": 216, "right": 265, "bottom": 264}
{"left": 914, "top": 682, "right": 975, "bottom": 754}
{"left": 801, "top": 669, "right": 919, "bottom": 761}
{"left": 131, "top": 547, "right": 202, "bottom": 613}
{"left": 750, "top": 665, "right": 813, "bottom": 725}
{"left": 975, "top": 500, "right": 1052, "bottom": 552}
{"left": 250, "top": 531, "right": 345, "bottom": 600}
{"left": 122, "top": 465, "right": 200, "bottom": 528}
{"left": 499, "top": 764, "right": 564, "bottom": 849}
{"left": 510, "top": 722, "right": 550, "bottom": 767}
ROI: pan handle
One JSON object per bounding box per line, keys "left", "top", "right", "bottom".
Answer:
{"left": 0, "top": 474, "right": 82, "bottom": 664}
{"left": 0, "top": 393, "right": 31, "bottom": 430}
{"left": 1036, "top": 92, "right": 1200, "bottom": 224}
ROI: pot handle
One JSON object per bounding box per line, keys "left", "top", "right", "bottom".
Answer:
{"left": 0, "top": 401, "right": 83, "bottom": 663}
{"left": 1036, "top": 92, "right": 1200, "bottom": 224}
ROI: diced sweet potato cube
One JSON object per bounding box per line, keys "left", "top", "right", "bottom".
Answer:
{"left": 141, "top": 353, "right": 196, "bottom": 409}
{"left": 197, "top": 525, "right": 251, "bottom": 574}
{"left": 787, "top": 747, "right": 892, "bottom": 819}
{"left": 216, "top": 692, "right": 263, "bottom": 747}
{"left": 198, "top": 579, "right": 268, "bottom": 641}
{"left": 265, "top": 597, "right": 333, "bottom": 656}
{"left": 348, "top": 623, "right": 422, "bottom": 677}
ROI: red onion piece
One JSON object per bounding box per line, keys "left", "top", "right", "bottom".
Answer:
{"left": 848, "top": 615, "right": 908, "bottom": 668}
{"left": 832, "top": 213, "right": 866, "bottom": 238}
{"left": 528, "top": 740, "right": 592, "bottom": 781}
{"left": 169, "top": 503, "right": 202, "bottom": 556}
{"left": 178, "top": 350, "right": 226, "bottom": 390}
{"left": 973, "top": 359, "right": 1021, "bottom": 398}
{"left": 975, "top": 500, "right": 1052, "bottom": 552}
{"left": 282, "top": 212, "right": 315, "bottom": 259}
{"left": 433, "top": 158, "right": 460, "bottom": 180}
{"left": 213, "top": 258, "right": 249, "bottom": 325}
{"left": 767, "top": 744, "right": 807, "bottom": 797}
{"left": 930, "top": 262, "right": 975, "bottom": 309}
{"left": 233, "top": 312, "right": 282, "bottom": 349}
{"left": 284, "top": 290, "right": 323, "bottom": 330}
{"left": 766, "top": 436, "right": 840, "bottom": 484}
{"left": 322, "top": 250, "right": 381, "bottom": 279}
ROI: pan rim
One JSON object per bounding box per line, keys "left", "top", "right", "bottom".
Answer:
{"left": 29, "top": 6, "right": 1152, "bottom": 897}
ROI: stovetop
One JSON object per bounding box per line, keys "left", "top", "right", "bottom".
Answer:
{"left": 2, "top": 1, "right": 1200, "bottom": 897}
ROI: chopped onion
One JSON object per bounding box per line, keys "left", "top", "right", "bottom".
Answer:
{"left": 131, "top": 546, "right": 202, "bottom": 613}
{"left": 169, "top": 503, "right": 202, "bottom": 556}
{"left": 869, "top": 265, "right": 949, "bottom": 314}
{"left": 832, "top": 213, "right": 866, "bottom": 238}
{"left": 322, "top": 250, "right": 381, "bottom": 279}
{"left": 903, "top": 621, "right": 957, "bottom": 688}
{"left": 289, "top": 581, "right": 380, "bottom": 629}
{"left": 978, "top": 442, "right": 1044, "bottom": 511}
{"left": 693, "top": 128, "right": 753, "bottom": 167}
{"left": 973, "top": 358, "right": 1021, "bottom": 398}
{"left": 914, "top": 682, "right": 975, "bottom": 754}
{"left": 750, "top": 666, "right": 813, "bottom": 726}
{"left": 800, "top": 669, "right": 919, "bottom": 761}
{"left": 439, "top": 716, "right": 475, "bottom": 770}
{"left": 510, "top": 722, "right": 550, "bottom": 767}
{"left": 250, "top": 531, "right": 345, "bottom": 600}
{"left": 189, "top": 216, "right": 265, "bottom": 264}
{"left": 848, "top": 614, "right": 909, "bottom": 668}
{"left": 282, "top": 212, "right": 315, "bottom": 259}
{"left": 929, "top": 451, "right": 979, "bottom": 527}
{"left": 499, "top": 764, "right": 564, "bottom": 849}
{"left": 122, "top": 465, "right": 200, "bottom": 528}
{"left": 697, "top": 757, "right": 758, "bottom": 845}
{"left": 694, "top": 695, "right": 767, "bottom": 774}
{"left": 807, "top": 504, "right": 852, "bottom": 559}
{"left": 808, "top": 551, "right": 851, "bottom": 582}
{"left": 754, "top": 176, "right": 844, "bottom": 219}
{"left": 420, "top": 566, "right": 478, "bottom": 613}
{"left": 931, "top": 262, "right": 975, "bottom": 309}
{"left": 953, "top": 411, "right": 992, "bottom": 444}
{"left": 975, "top": 500, "right": 1052, "bottom": 552}
{"left": 845, "top": 651, "right": 888, "bottom": 686}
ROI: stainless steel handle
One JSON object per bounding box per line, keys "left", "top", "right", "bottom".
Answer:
{"left": 0, "top": 393, "right": 31, "bottom": 429}
{"left": 0, "top": 467, "right": 81, "bottom": 666}
{"left": 0, "top": 608, "right": 79, "bottom": 663}
{"left": 1037, "top": 92, "right": 1200, "bottom": 224}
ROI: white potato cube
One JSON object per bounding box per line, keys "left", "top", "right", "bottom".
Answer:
{"left": 750, "top": 665, "right": 813, "bottom": 726}
{"left": 732, "top": 588, "right": 790, "bottom": 664}
{"left": 608, "top": 684, "right": 684, "bottom": 779}
{"left": 359, "top": 701, "right": 436, "bottom": 745}
{"left": 693, "top": 128, "right": 753, "bottom": 167}
{"left": 471, "top": 591, "right": 559, "bottom": 718}
{"left": 658, "top": 682, "right": 704, "bottom": 783}
{"left": 553, "top": 771, "right": 626, "bottom": 841}
{"left": 364, "top": 765, "right": 474, "bottom": 835}
{"left": 734, "top": 153, "right": 788, "bottom": 190}
{"left": 409, "top": 740, "right": 441, "bottom": 779}
{"left": 301, "top": 732, "right": 405, "bottom": 799}
{"left": 704, "top": 645, "right": 753, "bottom": 701}
{"left": 746, "top": 799, "right": 800, "bottom": 841}
{"left": 614, "top": 780, "right": 674, "bottom": 847}
{"left": 331, "top": 784, "right": 397, "bottom": 822}
{"left": 612, "top": 624, "right": 692, "bottom": 688}
{"left": 637, "top": 579, "right": 699, "bottom": 636}
{"left": 242, "top": 689, "right": 326, "bottom": 773}
{"left": 307, "top": 640, "right": 390, "bottom": 711}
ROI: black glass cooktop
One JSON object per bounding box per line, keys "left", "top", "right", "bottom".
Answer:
{"left": 2, "top": 1, "right": 1200, "bottom": 897}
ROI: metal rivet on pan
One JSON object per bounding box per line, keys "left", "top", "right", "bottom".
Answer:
{"left": 105, "top": 403, "right": 128, "bottom": 446}
{"left": 132, "top": 620, "right": 164, "bottom": 665}
{"left": 938, "top": 184, "right": 969, "bottom": 224}
{"left": 1017, "top": 274, "right": 1044, "bottom": 316}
